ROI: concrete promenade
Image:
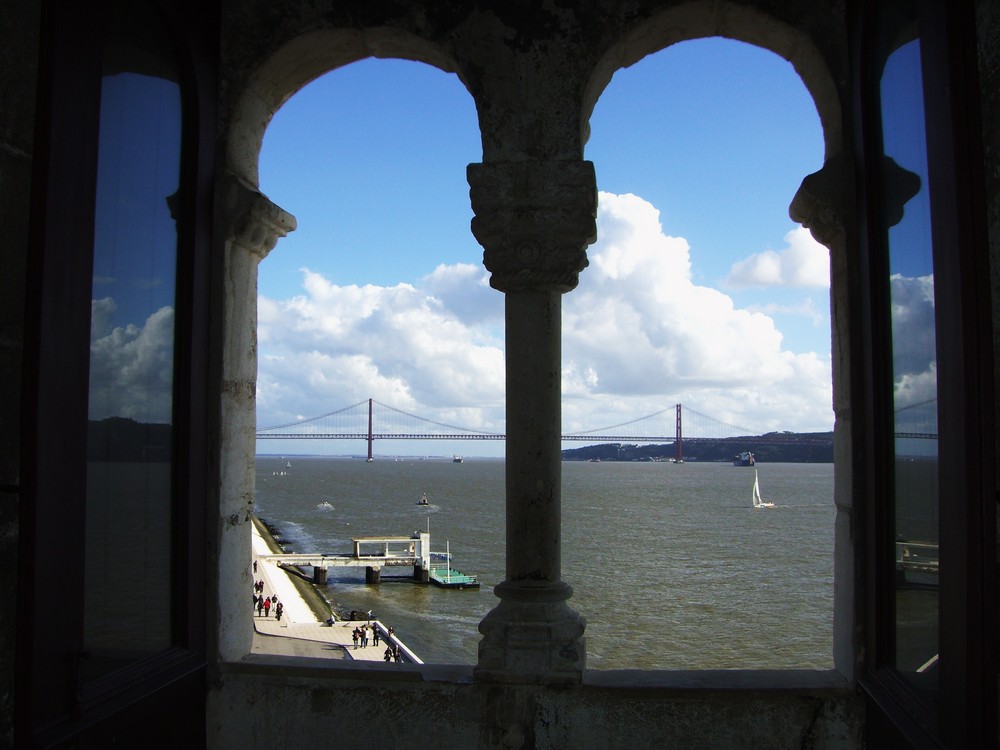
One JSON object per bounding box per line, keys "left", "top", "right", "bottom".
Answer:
{"left": 251, "top": 520, "right": 421, "bottom": 663}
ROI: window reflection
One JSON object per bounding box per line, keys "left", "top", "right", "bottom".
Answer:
{"left": 83, "top": 1, "right": 181, "bottom": 681}
{"left": 877, "top": 15, "right": 940, "bottom": 700}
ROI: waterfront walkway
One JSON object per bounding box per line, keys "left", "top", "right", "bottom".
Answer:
{"left": 251, "top": 520, "right": 421, "bottom": 663}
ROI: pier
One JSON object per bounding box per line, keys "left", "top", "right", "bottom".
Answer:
{"left": 251, "top": 520, "right": 424, "bottom": 663}
{"left": 895, "top": 540, "right": 939, "bottom": 586}
{"left": 257, "top": 530, "right": 478, "bottom": 588}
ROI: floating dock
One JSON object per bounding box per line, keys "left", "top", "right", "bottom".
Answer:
{"left": 429, "top": 566, "right": 480, "bottom": 589}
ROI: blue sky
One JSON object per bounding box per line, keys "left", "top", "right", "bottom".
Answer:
{"left": 89, "top": 73, "right": 180, "bottom": 424}
{"left": 253, "top": 37, "right": 834, "bottom": 456}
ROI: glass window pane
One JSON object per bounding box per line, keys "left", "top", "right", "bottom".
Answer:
{"left": 83, "top": 2, "right": 182, "bottom": 680}
{"left": 877, "top": 15, "right": 940, "bottom": 701}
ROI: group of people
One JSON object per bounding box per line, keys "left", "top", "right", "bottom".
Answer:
{"left": 350, "top": 623, "right": 404, "bottom": 662}
{"left": 252, "top": 558, "right": 406, "bottom": 661}
{"left": 351, "top": 623, "right": 378, "bottom": 648}
{"left": 253, "top": 577, "right": 284, "bottom": 620}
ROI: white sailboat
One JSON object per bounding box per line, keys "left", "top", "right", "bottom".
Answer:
{"left": 752, "top": 469, "right": 775, "bottom": 509}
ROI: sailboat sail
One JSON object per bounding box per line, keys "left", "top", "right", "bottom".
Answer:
{"left": 752, "top": 468, "right": 774, "bottom": 508}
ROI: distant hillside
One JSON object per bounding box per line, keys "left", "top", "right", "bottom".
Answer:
{"left": 88, "top": 417, "right": 172, "bottom": 462}
{"left": 562, "top": 432, "right": 833, "bottom": 463}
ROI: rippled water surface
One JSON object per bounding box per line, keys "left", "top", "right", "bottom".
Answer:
{"left": 255, "top": 456, "right": 834, "bottom": 669}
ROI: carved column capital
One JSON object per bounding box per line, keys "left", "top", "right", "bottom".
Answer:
{"left": 468, "top": 160, "right": 597, "bottom": 292}
{"left": 789, "top": 155, "right": 849, "bottom": 248}
{"left": 219, "top": 172, "right": 296, "bottom": 260}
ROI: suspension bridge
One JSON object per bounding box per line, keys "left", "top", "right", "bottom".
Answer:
{"left": 255, "top": 398, "right": 885, "bottom": 462}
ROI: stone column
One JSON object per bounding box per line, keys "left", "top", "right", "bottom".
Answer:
{"left": 469, "top": 160, "right": 596, "bottom": 685}
{"left": 216, "top": 173, "right": 295, "bottom": 661}
{"left": 790, "top": 156, "right": 855, "bottom": 679}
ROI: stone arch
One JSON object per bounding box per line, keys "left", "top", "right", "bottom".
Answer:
{"left": 582, "top": 2, "right": 843, "bottom": 161}
{"left": 579, "top": 1, "right": 855, "bottom": 680}
{"left": 226, "top": 26, "right": 473, "bottom": 186}
{"left": 215, "top": 27, "right": 480, "bottom": 663}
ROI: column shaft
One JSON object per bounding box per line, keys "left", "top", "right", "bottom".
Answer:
{"left": 505, "top": 289, "right": 562, "bottom": 585}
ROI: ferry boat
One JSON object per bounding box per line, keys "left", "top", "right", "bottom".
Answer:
{"left": 733, "top": 451, "right": 755, "bottom": 466}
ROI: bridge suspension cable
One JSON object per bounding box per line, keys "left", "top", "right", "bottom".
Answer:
{"left": 563, "top": 406, "right": 676, "bottom": 436}
{"left": 257, "top": 399, "right": 369, "bottom": 433}
{"left": 373, "top": 399, "right": 501, "bottom": 436}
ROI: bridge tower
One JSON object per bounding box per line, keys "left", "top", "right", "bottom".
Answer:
{"left": 367, "top": 398, "right": 374, "bottom": 462}
{"left": 675, "top": 403, "right": 683, "bottom": 462}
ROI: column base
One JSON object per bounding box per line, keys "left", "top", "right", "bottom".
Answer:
{"left": 474, "top": 581, "right": 586, "bottom": 685}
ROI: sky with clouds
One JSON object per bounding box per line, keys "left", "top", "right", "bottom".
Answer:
{"left": 248, "top": 38, "right": 838, "bottom": 457}
{"left": 77, "top": 38, "right": 942, "bottom": 459}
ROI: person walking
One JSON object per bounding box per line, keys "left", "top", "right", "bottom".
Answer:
{"left": 256, "top": 597, "right": 263, "bottom": 617}
{"left": 263, "top": 596, "right": 271, "bottom": 617}
{"left": 373, "top": 626, "right": 380, "bottom": 646}
{"left": 352, "top": 629, "right": 359, "bottom": 649}
{"left": 275, "top": 602, "right": 283, "bottom": 621}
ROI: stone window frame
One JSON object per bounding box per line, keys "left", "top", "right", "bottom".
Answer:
{"left": 215, "top": 16, "right": 854, "bottom": 689}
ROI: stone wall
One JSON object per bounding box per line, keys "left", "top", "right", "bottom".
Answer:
{"left": 213, "top": 663, "right": 859, "bottom": 749}
{"left": 0, "top": 0, "right": 40, "bottom": 745}
{"left": 977, "top": 0, "right": 1000, "bottom": 495}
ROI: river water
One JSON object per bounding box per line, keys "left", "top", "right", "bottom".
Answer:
{"left": 255, "top": 456, "right": 834, "bottom": 670}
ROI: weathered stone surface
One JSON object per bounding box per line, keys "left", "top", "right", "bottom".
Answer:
{"left": 469, "top": 161, "right": 596, "bottom": 292}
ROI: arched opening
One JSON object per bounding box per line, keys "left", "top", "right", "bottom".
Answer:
{"left": 249, "top": 57, "right": 504, "bottom": 663}
{"left": 215, "top": 32, "right": 493, "bottom": 663}
{"left": 575, "top": 36, "right": 835, "bottom": 669}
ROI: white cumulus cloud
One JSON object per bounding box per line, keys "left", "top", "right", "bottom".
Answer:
{"left": 257, "top": 270, "right": 506, "bottom": 431}
{"left": 725, "top": 226, "right": 830, "bottom": 288}
{"left": 255, "top": 191, "right": 834, "bottom": 444}
{"left": 562, "top": 192, "right": 832, "bottom": 433}
{"left": 89, "top": 302, "right": 175, "bottom": 422}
